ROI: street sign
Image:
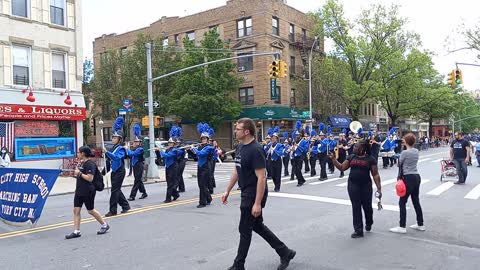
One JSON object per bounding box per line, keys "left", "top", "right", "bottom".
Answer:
{"left": 118, "top": 108, "right": 127, "bottom": 115}
{"left": 123, "top": 99, "right": 132, "bottom": 108}
{"left": 270, "top": 78, "right": 277, "bottom": 100}
{"left": 144, "top": 100, "right": 160, "bottom": 108}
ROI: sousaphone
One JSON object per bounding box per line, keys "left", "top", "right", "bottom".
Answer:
{"left": 349, "top": 121, "right": 362, "bottom": 135}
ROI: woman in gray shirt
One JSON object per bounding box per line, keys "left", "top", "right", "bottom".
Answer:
{"left": 390, "top": 133, "right": 425, "bottom": 234}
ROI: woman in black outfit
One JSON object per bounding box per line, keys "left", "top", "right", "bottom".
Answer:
{"left": 329, "top": 140, "right": 382, "bottom": 238}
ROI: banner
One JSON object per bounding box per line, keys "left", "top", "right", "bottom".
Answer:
{"left": 0, "top": 168, "right": 61, "bottom": 225}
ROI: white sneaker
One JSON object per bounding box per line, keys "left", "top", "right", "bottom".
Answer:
{"left": 409, "top": 224, "right": 426, "bottom": 231}
{"left": 389, "top": 226, "right": 407, "bottom": 234}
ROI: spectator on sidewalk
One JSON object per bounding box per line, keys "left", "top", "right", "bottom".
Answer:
{"left": 450, "top": 132, "right": 470, "bottom": 185}
{"left": 66, "top": 146, "right": 109, "bottom": 239}
{"left": 0, "top": 146, "right": 11, "bottom": 168}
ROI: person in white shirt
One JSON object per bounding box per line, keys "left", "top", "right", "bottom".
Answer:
{"left": 0, "top": 147, "right": 11, "bottom": 168}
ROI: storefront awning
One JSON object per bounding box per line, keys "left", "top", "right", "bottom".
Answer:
{"left": 328, "top": 115, "right": 351, "bottom": 128}
{"left": 237, "top": 106, "right": 310, "bottom": 120}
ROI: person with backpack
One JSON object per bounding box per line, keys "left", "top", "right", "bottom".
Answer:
{"left": 126, "top": 125, "right": 147, "bottom": 201}
{"left": 66, "top": 146, "right": 109, "bottom": 239}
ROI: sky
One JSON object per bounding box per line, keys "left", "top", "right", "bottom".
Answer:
{"left": 82, "top": 0, "right": 480, "bottom": 91}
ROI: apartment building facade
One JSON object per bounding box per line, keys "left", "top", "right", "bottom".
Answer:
{"left": 0, "top": 0, "right": 85, "bottom": 168}
{"left": 93, "top": 0, "right": 324, "bottom": 148}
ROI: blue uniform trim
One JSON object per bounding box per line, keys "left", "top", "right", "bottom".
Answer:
{"left": 193, "top": 145, "right": 215, "bottom": 167}
{"left": 161, "top": 148, "right": 178, "bottom": 168}
{"left": 126, "top": 147, "right": 144, "bottom": 167}
{"left": 106, "top": 144, "right": 126, "bottom": 172}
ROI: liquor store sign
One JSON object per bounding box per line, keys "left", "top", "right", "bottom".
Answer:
{"left": 0, "top": 104, "right": 86, "bottom": 121}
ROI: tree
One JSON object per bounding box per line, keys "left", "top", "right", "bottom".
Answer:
{"left": 165, "top": 29, "right": 242, "bottom": 128}
{"left": 312, "top": 0, "right": 419, "bottom": 120}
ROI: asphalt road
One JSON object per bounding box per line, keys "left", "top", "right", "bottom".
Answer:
{"left": 0, "top": 146, "right": 479, "bottom": 270}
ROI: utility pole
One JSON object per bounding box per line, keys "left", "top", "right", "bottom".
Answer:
{"left": 145, "top": 43, "right": 159, "bottom": 179}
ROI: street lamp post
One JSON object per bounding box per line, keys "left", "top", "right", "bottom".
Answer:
{"left": 308, "top": 36, "right": 319, "bottom": 121}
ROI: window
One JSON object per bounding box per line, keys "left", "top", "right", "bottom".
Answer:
{"left": 174, "top": 34, "right": 180, "bottom": 45}
{"left": 368, "top": 104, "right": 371, "bottom": 116}
{"left": 237, "top": 17, "right": 252, "bottom": 37}
{"left": 209, "top": 25, "right": 219, "bottom": 33}
{"left": 12, "top": 0, "right": 28, "bottom": 17}
{"left": 302, "top": 29, "right": 307, "bottom": 42}
{"left": 103, "top": 127, "right": 112, "bottom": 142}
{"left": 237, "top": 52, "right": 253, "bottom": 72}
{"left": 186, "top": 31, "right": 195, "bottom": 41}
{"left": 52, "top": 53, "right": 66, "bottom": 89}
{"left": 364, "top": 104, "right": 367, "bottom": 115}
{"left": 289, "top": 23, "right": 295, "bottom": 41}
{"left": 120, "top": 47, "right": 127, "bottom": 56}
{"left": 272, "top": 17, "right": 279, "bottom": 35}
{"left": 12, "top": 46, "right": 31, "bottom": 86}
{"left": 290, "top": 89, "right": 296, "bottom": 105}
{"left": 50, "top": 0, "right": 65, "bottom": 26}
{"left": 290, "top": 56, "right": 296, "bottom": 74}
{"left": 273, "top": 86, "right": 281, "bottom": 104}
{"left": 163, "top": 37, "right": 169, "bottom": 47}
{"left": 239, "top": 87, "right": 254, "bottom": 105}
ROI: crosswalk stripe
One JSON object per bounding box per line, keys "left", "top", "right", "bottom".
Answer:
{"left": 464, "top": 184, "right": 480, "bottom": 200}
{"left": 418, "top": 158, "right": 431, "bottom": 163}
{"left": 392, "top": 179, "right": 431, "bottom": 191}
{"left": 336, "top": 181, "right": 348, "bottom": 187}
{"left": 284, "top": 180, "right": 297, "bottom": 185}
{"left": 376, "top": 178, "right": 396, "bottom": 187}
{"left": 309, "top": 176, "right": 346, "bottom": 185}
{"left": 426, "top": 182, "right": 455, "bottom": 196}
{"left": 432, "top": 158, "right": 443, "bottom": 162}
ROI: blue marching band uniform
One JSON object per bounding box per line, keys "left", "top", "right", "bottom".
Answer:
{"left": 126, "top": 123, "right": 147, "bottom": 201}
{"left": 192, "top": 123, "right": 216, "bottom": 208}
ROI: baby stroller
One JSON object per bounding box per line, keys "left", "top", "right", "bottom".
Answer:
{"left": 440, "top": 159, "right": 458, "bottom": 182}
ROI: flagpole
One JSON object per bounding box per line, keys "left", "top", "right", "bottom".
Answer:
{"left": 99, "top": 119, "right": 110, "bottom": 194}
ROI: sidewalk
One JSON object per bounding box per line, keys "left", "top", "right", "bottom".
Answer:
{"left": 50, "top": 167, "right": 168, "bottom": 196}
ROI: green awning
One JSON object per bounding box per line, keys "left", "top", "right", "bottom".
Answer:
{"left": 237, "top": 106, "right": 310, "bottom": 120}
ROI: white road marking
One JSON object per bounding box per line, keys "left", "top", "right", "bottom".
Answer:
{"left": 418, "top": 158, "right": 431, "bottom": 163}
{"left": 284, "top": 180, "right": 298, "bottom": 185}
{"left": 309, "top": 176, "right": 348, "bottom": 185}
{"left": 432, "top": 158, "right": 443, "bottom": 163}
{"left": 426, "top": 182, "right": 455, "bottom": 196}
{"left": 464, "top": 184, "right": 480, "bottom": 200}
{"left": 270, "top": 192, "right": 402, "bottom": 211}
{"left": 376, "top": 178, "right": 397, "bottom": 188}
{"left": 392, "top": 179, "right": 431, "bottom": 192}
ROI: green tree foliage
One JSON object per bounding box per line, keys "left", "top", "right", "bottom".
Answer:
{"left": 165, "top": 29, "right": 242, "bottom": 128}
{"left": 312, "top": 0, "right": 419, "bottom": 120}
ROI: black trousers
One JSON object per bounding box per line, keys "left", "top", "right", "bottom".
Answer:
{"left": 233, "top": 207, "right": 289, "bottom": 267}
{"left": 327, "top": 152, "right": 334, "bottom": 172}
{"left": 399, "top": 174, "right": 424, "bottom": 227}
{"left": 271, "top": 158, "right": 282, "bottom": 191}
{"left": 348, "top": 183, "right": 373, "bottom": 233}
{"left": 292, "top": 156, "right": 305, "bottom": 184}
{"left": 110, "top": 168, "right": 130, "bottom": 213}
{"left": 129, "top": 162, "right": 146, "bottom": 198}
{"left": 165, "top": 164, "right": 179, "bottom": 201}
{"left": 198, "top": 165, "right": 212, "bottom": 206}
{"left": 290, "top": 157, "right": 295, "bottom": 180}
{"left": 209, "top": 159, "right": 216, "bottom": 193}
{"left": 282, "top": 156, "right": 290, "bottom": 176}
{"left": 303, "top": 155, "right": 310, "bottom": 172}
{"left": 266, "top": 158, "right": 272, "bottom": 178}
{"left": 338, "top": 154, "right": 346, "bottom": 177}
{"left": 176, "top": 159, "right": 186, "bottom": 192}
{"left": 309, "top": 155, "right": 317, "bottom": 176}
{"left": 318, "top": 152, "right": 327, "bottom": 179}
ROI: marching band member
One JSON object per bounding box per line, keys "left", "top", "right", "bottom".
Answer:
{"left": 191, "top": 123, "right": 215, "bottom": 208}
{"left": 303, "top": 126, "right": 311, "bottom": 174}
{"left": 369, "top": 128, "right": 382, "bottom": 162}
{"left": 380, "top": 134, "right": 392, "bottom": 169}
{"left": 268, "top": 127, "right": 285, "bottom": 192}
{"left": 309, "top": 130, "right": 318, "bottom": 177}
{"left": 175, "top": 127, "right": 187, "bottom": 193}
{"left": 326, "top": 126, "right": 336, "bottom": 174}
{"left": 346, "top": 132, "right": 355, "bottom": 156}
{"left": 317, "top": 123, "right": 328, "bottom": 181}
{"left": 265, "top": 128, "right": 274, "bottom": 181}
{"left": 292, "top": 121, "right": 309, "bottom": 187}
{"left": 126, "top": 124, "right": 147, "bottom": 201}
{"left": 282, "top": 132, "right": 291, "bottom": 177}
{"left": 337, "top": 129, "right": 348, "bottom": 178}
{"left": 209, "top": 138, "right": 219, "bottom": 194}
{"left": 289, "top": 129, "right": 300, "bottom": 181}
{"left": 160, "top": 136, "right": 179, "bottom": 203}
{"left": 388, "top": 128, "right": 398, "bottom": 166}
{"left": 104, "top": 117, "right": 130, "bottom": 217}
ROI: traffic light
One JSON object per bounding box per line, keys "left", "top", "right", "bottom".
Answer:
{"left": 447, "top": 70, "right": 456, "bottom": 86}
{"left": 279, "top": 60, "right": 288, "bottom": 78}
{"left": 269, "top": 60, "right": 279, "bottom": 78}
{"left": 455, "top": 68, "right": 463, "bottom": 85}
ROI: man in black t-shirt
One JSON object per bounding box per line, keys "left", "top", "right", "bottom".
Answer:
{"left": 222, "top": 118, "right": 296, "bottom": 270}
{"left": 65, "top": 146, "right": 110, "bottom": 239}
{"left": 450, "top": 132, "right": 471, "bottom": 184}
{"left": 369, "top": 129, "right": 382, "bottom": 161}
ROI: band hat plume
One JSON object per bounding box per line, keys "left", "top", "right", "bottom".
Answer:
{"left": 295, "top": 120, "right": 302, "bottom": 135}
{"left": 283, "top": 131, "right": 289, "bottom": 142}
{"left": 272, "top": 126, "right": 280, "bottom": 138}
{"left": 197, "top": 122, "right": 212, "bottom": 139}
{"left": 133, "top": 123, "right": 142, "bottom": 141}
{"left": 112, "top": 116, "right": 125, "bottom": 138}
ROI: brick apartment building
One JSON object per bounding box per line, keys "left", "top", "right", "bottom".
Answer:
{"left": 92, "top": 0, "right": 326, "bottom": 149}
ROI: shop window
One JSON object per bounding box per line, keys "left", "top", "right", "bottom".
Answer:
{"left": 237, "top": 17, "right": 252, "bottom": 38}
{"left": 272, "top": 17, "right": 279, "bottom": 36}
{"left": 237, "top": 52, "right": 253, "bottom": 72}
{"left": 50, "top": 0, "right": 65, "bottom": 26}
{"left": 52, "top": 52, "right": 66, "bottom": 89}
{"left": 12, "top": 0, "right": 29, "bottom": 17}
{"left": 12, "top": 45, "right": 31, "bottom": 86}
{"left": 239, "top": 87, "right": 254, "bottom": 105}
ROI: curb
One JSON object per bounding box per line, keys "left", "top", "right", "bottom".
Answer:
{"left": 50, "top": 179, "right": 165, "bottom": 197}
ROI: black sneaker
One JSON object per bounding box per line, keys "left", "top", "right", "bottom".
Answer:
{"left": 173, "top": 194, "right": 180, "bottom": 201}
{"left": 97, "top": 224, "right": 110, "bottom": 235}
{"left": 139, "top": 193, "right": 148, "bottom": 199}
{"left": 196, "top": 204, "right": 206, "bottom": 208}
{"left": 226, "top": 265, "right": 245, "bottom": 270}
{"left": 105, "top": 212, "right": 117, "bottom": 217}
{"left": 454, "top": 181, "right": 465, "bottom": 185}
{"left": 278, "top": 249, "right": 296, "bottom": 270}
{"left": 121, "top": 207, "right": 131, "bottom": 214}
{"left": 127, "top": 197, "right": 135, "bottom": 201}
{"left": 351, "top": 231, "right": 364, "bottom": 238}
{"left": 365, "top": 225, "right": 372, "bottom": 232}
{"left": 65, "top": 231, "right": 81, "bottom": 239}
